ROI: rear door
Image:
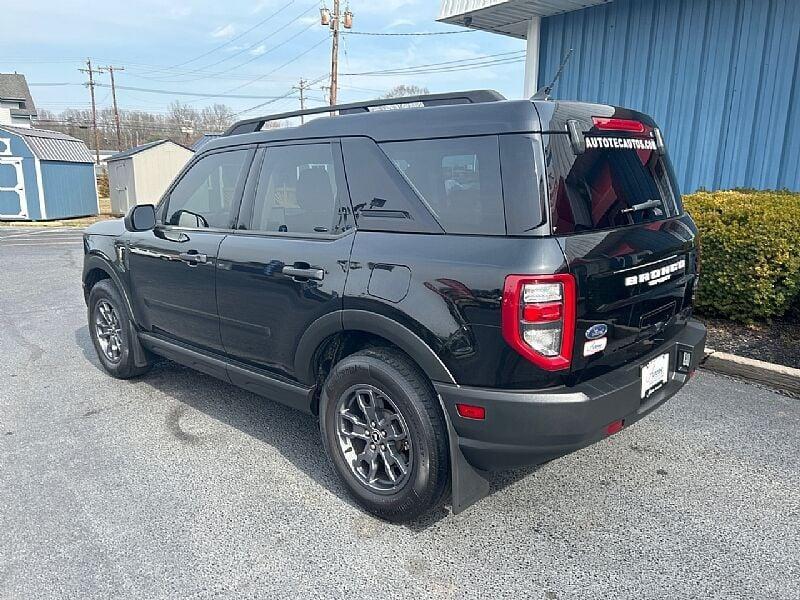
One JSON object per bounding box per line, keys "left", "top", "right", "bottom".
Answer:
{"left": 542, "top": 112, "right": 698, "bottom": 374}
{"left": 216, "top": 140, "right": 354, "bottom": 382}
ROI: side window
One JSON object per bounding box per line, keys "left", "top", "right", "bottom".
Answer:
{"left": 250, "top": 143, "right": 344, "bottom": 235}
{"left": 380, "top": 136, "right": 505, "bottom": 235}
{"left": 341, "top": 137, "right": 443, "bottom": 234}
{"left": 164, "top": 149, "right": 249, "bottom": 229}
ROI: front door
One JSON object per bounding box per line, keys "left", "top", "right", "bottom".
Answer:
{"left": 0, "top": 157, "right": 27, "bottom": 219}
{"left": 127, "top": 147, "right": 253, "bottom": 353}
{"left": 216, "top": 141, "right": 354, "bottom": 382}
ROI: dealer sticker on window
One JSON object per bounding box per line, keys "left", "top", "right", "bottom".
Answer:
{"left": 641, "top": 353, "right": 669, "bottom": 399}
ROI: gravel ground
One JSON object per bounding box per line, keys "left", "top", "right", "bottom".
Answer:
{"left": 1, "top": 228, "right": 799, "bottom": 600}
{"left": 703, "top": 316, "right": 800, "bottom": 369}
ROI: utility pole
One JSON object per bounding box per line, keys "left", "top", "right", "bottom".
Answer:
{"left": 99, "top": 65, "right": 125, "bottom": 151}
{"left": 78, "top": 58, "right": 102, "bottom": 164}
{"left": 330, "top": 0, "right": 340, "bottom": 107}
{"left": 293, "top": 78, "right": 308, "bottom": 123}
{"left": 320, "top": 2, "right": 352, "bottom": 108}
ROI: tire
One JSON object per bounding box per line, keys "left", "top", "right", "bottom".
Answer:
{"left": 88, "top": 279, "right": 152, "bottom": 379}
{"left": 320, "top": 347, "right": 450, "bottom": 522}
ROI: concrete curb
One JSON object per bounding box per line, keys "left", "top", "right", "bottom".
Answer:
{"left": 700, "top": 347, "right": 800, "bottom": 396}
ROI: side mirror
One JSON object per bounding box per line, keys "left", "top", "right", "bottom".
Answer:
{"left": 124, "top": 204, "right": 156, "bottom": 232}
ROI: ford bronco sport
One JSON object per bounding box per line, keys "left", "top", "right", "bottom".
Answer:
{"left": 82, "top": 90, "right": 706, "bottom": 522}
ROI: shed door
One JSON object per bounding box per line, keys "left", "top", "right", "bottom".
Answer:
{"left": 0, "top": 157, "right": 27, "bottom": 219}
{"left": 114, "top": 161, "right": 132, "bottom": 213}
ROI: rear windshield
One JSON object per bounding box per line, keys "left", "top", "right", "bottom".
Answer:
{"left": 546, "top": 134, "right": 681, "bottom": 235}
{"left": 380, "top": 136, "right": 505, "bottom": 235}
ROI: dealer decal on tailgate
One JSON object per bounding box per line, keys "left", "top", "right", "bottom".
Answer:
{"left": 585, "top": 137, "right": 657, "bottom": 151}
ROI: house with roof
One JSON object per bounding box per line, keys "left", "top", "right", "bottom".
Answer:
{"left": 0, "top": 73, "right": 37, "bottom": 128}
{"left": 0, "top": 125, "right": 98, "bottom": 220}
{"left": 107, "top": 139, "right": 193, "bottom": 215}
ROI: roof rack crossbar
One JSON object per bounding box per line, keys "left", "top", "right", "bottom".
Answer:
{"left": 224, "top": 90, "right": 505, "bottom": 136}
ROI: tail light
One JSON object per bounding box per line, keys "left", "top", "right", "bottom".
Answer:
{"left": 501, "top": 274, "right": 576, "bottom": 371}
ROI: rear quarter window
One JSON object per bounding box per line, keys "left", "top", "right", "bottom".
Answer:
{"left": 380, "top": 136, "right": 505, "bottom": 235}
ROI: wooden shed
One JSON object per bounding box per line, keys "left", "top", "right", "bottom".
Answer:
{"left": 107, "top": 139, "right": 193, "bottom": 215}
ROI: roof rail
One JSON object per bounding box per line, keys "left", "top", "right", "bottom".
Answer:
{"left": 224, "top": 89, "right": 506, "bottom": 136}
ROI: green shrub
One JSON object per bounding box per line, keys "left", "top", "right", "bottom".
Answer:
{"left": 684, "top": 190, "right": 800, "bottom": 322}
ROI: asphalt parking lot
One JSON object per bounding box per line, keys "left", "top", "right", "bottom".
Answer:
{"left": 1, "top": 227, "right": 799, "bottom": 599}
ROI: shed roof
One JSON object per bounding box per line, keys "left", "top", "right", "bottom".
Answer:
{"left": 0, "top": 73, "right": 37, "bottom": 116}
{"left": 438, "top": 0, "right": 613, "bottom": 37}
{"left": 0, "top": 125, "right": 94, "bottom": 163}
{"left": 107, "top": 139, "right": 192, "bottom": 163}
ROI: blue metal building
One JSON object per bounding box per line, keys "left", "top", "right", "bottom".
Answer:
{"left": 0, "top": 125, "right": 98, "bottom": 220}
{"left": 440, "top": 0, "right": 800, "bottom": 193}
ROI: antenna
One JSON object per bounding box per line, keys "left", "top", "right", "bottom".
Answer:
{"left": 532, "top": 48, "right": 574, "bottom": 101}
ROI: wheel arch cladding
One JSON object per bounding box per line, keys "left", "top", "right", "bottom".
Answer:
{"left": 294, "top": 310, "right": 457, "bottom": 388}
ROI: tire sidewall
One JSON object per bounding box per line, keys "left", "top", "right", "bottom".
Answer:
{"left": 320, "top": 353, "right": 444, "bottom": 519}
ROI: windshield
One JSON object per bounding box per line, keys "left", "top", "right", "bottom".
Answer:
{"left": 546, "top": 134, "right": 682, "bottom": 234}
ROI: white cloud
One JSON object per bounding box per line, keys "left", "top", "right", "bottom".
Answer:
{"left": 355, "top": 0, "right": 423, "bottom": 13}
{"left": 251, "top": 0, "right": 280, "bottom": 14}
{"left": 169, "top": 5, "right": 192, "bottom": 19}
{"left": 250, "top": 44, "right": 267, "bottom": 56}
{"left": 386, "top": 18, "right": 415, "bottom": 30}
{"left": 211, "top": 24, "right": 236, "bottom": 38}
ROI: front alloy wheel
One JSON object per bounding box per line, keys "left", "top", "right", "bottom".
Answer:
{"left": 93, "top": 299, "right": 123, "bottom": 363}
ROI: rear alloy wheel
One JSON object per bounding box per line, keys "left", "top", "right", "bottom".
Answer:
{"left": 335, "top": 384, "right": 413, "bottom": 494}
{"left": 320, "top": 348, "right": 450, "bottom": 522}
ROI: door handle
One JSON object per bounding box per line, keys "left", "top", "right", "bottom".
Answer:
{"left": 178, "top": 251, "right": 208, "bottom": 265}
{"left": 282, "top": 265, "right": 324, "bottom": 281}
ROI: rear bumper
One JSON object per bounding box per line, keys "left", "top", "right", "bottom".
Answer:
{"left": 435, "top": 319, "right": 706, "bottom": 471}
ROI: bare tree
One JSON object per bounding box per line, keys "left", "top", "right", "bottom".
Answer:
{"left": 372, "top": 85, "right": 431, "bottom": 110}
{"left": 381, "top": 85, "right": 430, "bottom": 99}
{"left": 34, "top": 103, "right": 238, "bottom": 150}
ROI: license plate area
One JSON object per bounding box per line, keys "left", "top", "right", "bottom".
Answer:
{"left": 641, "top": 352, "right": 670, "bottom": 399}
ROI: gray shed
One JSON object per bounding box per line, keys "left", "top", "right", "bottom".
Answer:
{"left": 107, "top": 139, "right": 193, "bottom": 215}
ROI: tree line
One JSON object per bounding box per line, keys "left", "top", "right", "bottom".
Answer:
{"left": 33, "top": 86, "right": 429, "bottom": 152}
{"left": 35, "top": 102, "right": 237, "bottom": 151}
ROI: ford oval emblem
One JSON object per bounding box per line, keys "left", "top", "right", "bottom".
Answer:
{"left": 586, "top": 324, "right": 608, "bottom": 340}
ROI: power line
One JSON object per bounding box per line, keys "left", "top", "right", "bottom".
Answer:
{"left": 166, "top": 0, "right": 299, "bottom": 69}
{"left": 343, "top": 30, "right": 477, "bottom": 36}
{"left": 152, "top": 21, "right": 318, "bottom": 84}
{"left": 344, "top": 56, "right": 526, "bottom": 77}
{"left": 231, "top": 89, "right": 298, "bottom": 117}
{"left": 233, "top": 72, "right": 328, "bottom": 117}
{"left": 30, "top": 81, "right": 302, "bottom": 100}
{"left": 217, "top": 34, "right": 331, "bottom": 95}
{"left": 153, "top": 4, "right": 319, "bottom": 81}
{"left": 341, "top": 50, "right": 525, "bottom": 76}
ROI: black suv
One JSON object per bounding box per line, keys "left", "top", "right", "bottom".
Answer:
{"left": 83, "top": 90, "right": 706, "bottom": 522}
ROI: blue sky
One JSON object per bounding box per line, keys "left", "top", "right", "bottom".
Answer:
{"left": 1, "top": 0, "right": 526, "bottom": 118}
